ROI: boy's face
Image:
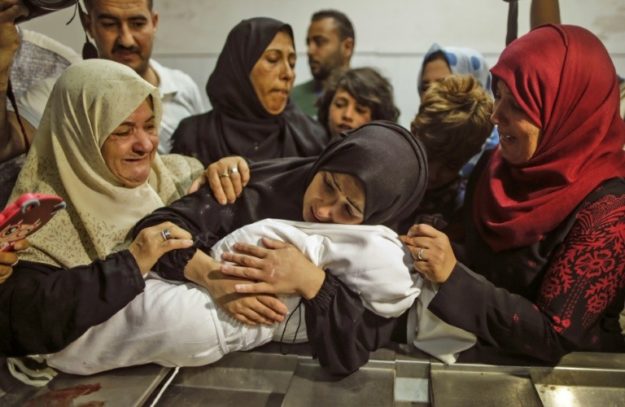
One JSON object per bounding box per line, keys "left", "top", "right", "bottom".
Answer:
{"left": 328, "top": 88, "right": 372, "bottom": 137}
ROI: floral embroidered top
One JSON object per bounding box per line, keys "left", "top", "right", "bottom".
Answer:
{"left": 428, "top": 176, "right": 625, "bottom": 364}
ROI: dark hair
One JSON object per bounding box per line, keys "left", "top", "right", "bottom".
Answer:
{"left": 411, "top": 74, "right": 493, "bottom": 171}
{"left": 317, "top": 67, "right": 400, "bottom": 134}
{"left": 311, "top": 9, "right": 355, "bottom": 45}
{"left": 84, "top": 0, "right": 154, "bottom": 11}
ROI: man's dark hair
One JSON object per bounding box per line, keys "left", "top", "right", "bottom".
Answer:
{"left": 311, "top": 9, "right": 355, "bottom": 45}
{"left": 317, "top": 67, "right": 399, "bottom": 135}
{"left": 84, "top": 0, "right": 154, "bottom": 11}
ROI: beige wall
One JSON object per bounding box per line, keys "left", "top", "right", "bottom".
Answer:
{"left": 21, "top": 0, "right": 625, "bottom": 127}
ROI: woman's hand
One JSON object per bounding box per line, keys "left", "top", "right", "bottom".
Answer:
{"left": 187, "top": 156, "right": 250, "bottom": 204}
{"left": 206, "top": 271, "right": 289, "bottom": 326}
{"left": 400, "top": 223, "right": 457, "bottom": 284}
{"left": 128, "top": 221, "right": 194, "bottom": 275}
{"left": 220, "top": 238, "right": 326, "bottom": 300}
{"left": 183, "top": 249, "right": 288, "bottom": 325}
{"left": 0, "top": 238, "right": 28, "bottom": 284}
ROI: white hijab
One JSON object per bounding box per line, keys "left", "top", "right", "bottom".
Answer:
{"left": 418, "top": 43, "right": 492, "bottom": 95}
{"left": 11, "top": 59, "right": 201, "bottom": 267}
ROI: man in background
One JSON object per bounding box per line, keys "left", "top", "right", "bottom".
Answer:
{"left": 291, "top": 9, "right": 354, "bottom": 117}
{"left": 1, "top": 0, "right": 205, "bottom": 159}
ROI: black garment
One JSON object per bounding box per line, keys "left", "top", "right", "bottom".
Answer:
{"left": 428, "top": 166, "right": 625, "bottom": 364}
{"left": 134, "top": 122, "right": 427, "bottom": 376}
{"left": 136, "top": 121, "right": 428, "bottom": 281}
{"left": 171, "top": 17, "right": 329, "bottom": 165}
{"left": 138, "top": 156, "right": 313, "bottom": 280}
{"left": 302, "top": 166, "right": 625, "bottom": 372}
{"left": 304, "top": 273, "right": 399, "bottom": 376}
{"left": 0, "top": 251, "right": 144, "bottom": 356}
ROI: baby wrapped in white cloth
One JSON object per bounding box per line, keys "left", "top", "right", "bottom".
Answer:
{"left": 46, "top": 219, "right": 474, "bottom": 374}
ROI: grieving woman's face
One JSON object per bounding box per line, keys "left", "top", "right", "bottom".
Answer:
{"left": 250, "top": 30, "right": 296, "bottom": 115}
{"left": 101, "top": 99, "right": 158, "bottom": 187}
{"left": 491, "top": 81, "right": 541, "bottom": 165}
{"left": 302, "top": 171, "right": 365, "bottom": 224}
{"left": 328, "top": 88, "right": 372, "bottom": 137}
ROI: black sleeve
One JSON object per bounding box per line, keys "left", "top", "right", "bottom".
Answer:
{"left": 304, "top": 273, "right": 400, "bottom": 376}
{"left": 131, "top": 187, "right": 231, "bottom": 281}
{"left": 430, "top": 194, "right": 625, "bottom": 363}
{"left": 428, "top": 263, "right": 570, "bottom": 363}
{"left": 0, "top": 251, "right": 145, "bottom": 356}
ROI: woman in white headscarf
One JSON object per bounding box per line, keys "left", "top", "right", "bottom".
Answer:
{"left": 0, "top": 59, "right": 201, "bottom": 356}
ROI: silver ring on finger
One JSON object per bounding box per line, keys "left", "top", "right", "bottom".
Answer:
{"left": 417, "top": 247, "right": 426, "bottom": 261}
{"left": 160, "top": 228, "right": 172, "bottom": 242}
{"left": 11, "top": 259, "right": 19, "bottom": 267}
{"left": 228, "top": 166, "right": 239, "bottom": 175}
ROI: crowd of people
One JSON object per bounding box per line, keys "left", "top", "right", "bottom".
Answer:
{"left": 0, "top": 0, "right": 624, "bottom": 383}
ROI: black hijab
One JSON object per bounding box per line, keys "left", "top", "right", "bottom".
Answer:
{"left": 171, "top": 17, "right": 329, "bottom": 165}
{"left": 136, "top": 121, "right": 428, "bottom": 279}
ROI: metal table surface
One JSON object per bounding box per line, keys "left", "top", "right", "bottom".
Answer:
{"left": 2, "top": 348, "right": 625, "bottom": 406}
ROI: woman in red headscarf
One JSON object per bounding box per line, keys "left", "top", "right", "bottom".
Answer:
{"left": 403, "top": 24, "right": 625, "bottom": 364}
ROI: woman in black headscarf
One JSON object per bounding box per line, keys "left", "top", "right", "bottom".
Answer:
{"left": 137, "top": 121, "right": 427, "bottom": 278}
{"left": 134, "top": 122, "right": 427, "bottom": 374}
{"left": 171, "top": 17, "right": 329, "bottom": 166}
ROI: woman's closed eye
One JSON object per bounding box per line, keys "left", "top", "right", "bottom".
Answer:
{"left": 323, "top": 173, "right": 335, "bottom": 193}
{"left": 112, "top": 126, "right": 133, "bottom": 137}
{"left": 344, "top": 203, "right": 356, "bottom": 218}
{"left": 264, "top": 50, "right": 286, "bottom": 65}
{"left": 111, "top": 121, "right": 156, "bottom": 138}
{"left": 144, "top": 121, "right": 157, "bottom": 134}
